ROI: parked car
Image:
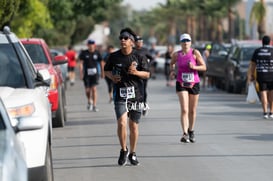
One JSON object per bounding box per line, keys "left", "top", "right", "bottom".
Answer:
{"left": 224, "top": 40, "right": 261, "bottom": 93}
{"left": 0, "top": 26, "right": 53, "bottom": 181}
{"left": 0, "top": 98, "right": 28, "bottom": 181}
{"left": 21, "top": 38, "right": 67, "bottom": 127}
{"left": 206, "top": 42, "right": 232, "bottom": 89}
{"left": 50, "top": 48, "right": 69, "bottom": 89}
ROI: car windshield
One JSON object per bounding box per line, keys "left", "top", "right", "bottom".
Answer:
{"left": 0, "top": 44, "right": 26, "bottom": 88}
{"left": 241, "top": 47, "right": 258, "bottom": 61}
{"left": 23, "top": 44, "right": 49, "bottom": 64}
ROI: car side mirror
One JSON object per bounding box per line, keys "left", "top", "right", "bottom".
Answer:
{"left": 36, "top": 68, "right": 51, "bottom": 86}
{"left": 52, "top": 55, "right": 68, "bottom": 65}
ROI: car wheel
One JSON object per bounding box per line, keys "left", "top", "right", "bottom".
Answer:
{"left": 44, "top": 141, "right": 54, "bottom": 181}
{"left": 52, "top": 87, "right": 65, "bottom": 127}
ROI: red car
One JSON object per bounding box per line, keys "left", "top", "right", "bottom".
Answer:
{"left": 21, "top": 38, "right": 67, "bottom": 127}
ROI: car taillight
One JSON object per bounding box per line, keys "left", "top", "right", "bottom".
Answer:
{"left": 50, "top": 75, "right": 57, "bottom": 90}
{"left": 8, "top": 103, "right": 35, "bottom": 118}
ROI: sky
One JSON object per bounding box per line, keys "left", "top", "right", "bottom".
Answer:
{"left": 122, "top": 0, "right": 166, "bottom": 10}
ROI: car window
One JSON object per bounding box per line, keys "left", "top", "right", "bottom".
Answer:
{"left": 211, "top": 43, "right": 227, "bottom": 55}
{"left": 15, "top": 42, "right": 37, "bottom": 79}
{"left": 0, "top": 44, "right": 26, "bottom": 88}
{"left": 230, "top": 47, "right": 240, "bottom": 60}
{"left": 23, "top": 44, "right": 49, "bottom": 64}
{"left": 241, "top": 47, "right": 257, "bottom": 61}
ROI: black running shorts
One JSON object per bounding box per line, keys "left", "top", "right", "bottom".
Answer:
{"left": 176, "top": 81, "right": 200, "bottom": 95}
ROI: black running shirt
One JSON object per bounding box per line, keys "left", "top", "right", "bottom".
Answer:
{"left": 251, "top": 46, "right": 273, "bottom": 82}
{"left": 79, "top": 50, "right": 102, "bottom": 78}
{"left": 104, "top": 49, "right": 149, "bottom": 102}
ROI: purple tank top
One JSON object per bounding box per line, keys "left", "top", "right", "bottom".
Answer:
{"left": 176, "top": 48, "right": 200, "bottom": 84}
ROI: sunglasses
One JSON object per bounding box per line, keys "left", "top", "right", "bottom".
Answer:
{"left": 181, "top": 39, "right": 191, "bottom": 43}
{"left": 119, "top": 36, "right": 129, "bottom": 41}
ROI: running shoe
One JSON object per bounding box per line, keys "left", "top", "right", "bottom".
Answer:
{"left": 180, "top": 133, "right": 190, "bottom": 143}
{"left": 269, "top": 112, "right": 273, "bottom": 119}
{"left": 93, "top": 106, "right": 99, "bottom": 112}
{"left": 118, "top": 148, "right": 128, "bottom": 166}
{"left": 264, "top": 113, "right": 269, "bottom": 119}
{"left": 188, "top": 130, "right": 196, "bottom": 143}
{"left": 87, "top": 103, "right": 93, "bottom": 110}
{"left": 128, "top": 152, "right": 139, "bottom": 166}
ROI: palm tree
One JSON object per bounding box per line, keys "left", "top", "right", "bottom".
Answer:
{"left": 227, "top": 0, "right": 242, "bottom": 40}
{"left": 250, "top": 0, "right": 266, "bottom": 39}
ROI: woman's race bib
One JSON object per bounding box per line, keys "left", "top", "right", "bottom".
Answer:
{"left": 87, "top": 68, "right": 97, "bottom": 75}
{"left": 181, "top": 73, "right": 194, "bottom": 82}
{"left": 120, "top": 86, "right": 135, "bottom": 99}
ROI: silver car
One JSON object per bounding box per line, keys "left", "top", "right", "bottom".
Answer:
{"left": 0, "top": 98, "right": 28, "bottom": 181}
{"left": 0, "top": 27, "right": 54, "bottom": 181}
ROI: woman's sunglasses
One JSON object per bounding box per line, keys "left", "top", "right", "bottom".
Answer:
{"left": 180, "top": 39, "right": 191, "bottom": 43}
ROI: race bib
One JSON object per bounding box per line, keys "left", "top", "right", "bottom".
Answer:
{"left": 182, "top": 73, "right": 194, "bottom": 82}
{"left": 120, "top": 86, "right": 135, "bottom": 99}
{"left": 87, "top": 68, "right": 97, "bottom": 75}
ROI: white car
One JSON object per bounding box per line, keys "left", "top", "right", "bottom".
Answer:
{"left": 0, "top": 27, "right": 54, "bottom": 181}
{"left": 154, "top": 45, "right": 180, "bottom": 72}
{"left": 0, "top": 98, "right": 28, "bottom": 181}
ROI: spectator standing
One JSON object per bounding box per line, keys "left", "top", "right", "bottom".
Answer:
{"left": 249, "top": 35, "right": 273, "bottom": 119}
{"left": 169, "top": 33, "right": 206, "bottom": 143}
{"left": 134, "top": 35, "right": 152, "bottom": 116}
{"left": 65, "top": 45, "right": 77, "bottom": 86}
{"left": 79, "top": 39, "right": 103, "bottom": 112}
{"left": 104, "top": 28, "right": 150, "bottom": 166}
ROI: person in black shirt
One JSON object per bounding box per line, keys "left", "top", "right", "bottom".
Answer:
{"left": 104, "top": 28, "right": 150, "bottom": 166}
{"left": 164, "top": 44, "right": 174, "bottom": 86}
{"left": 134, "top": 35, "right": 152, "bottom": 116}
{"left": 102, "top": 45, "right": 115, "bottom": 103}
{"left": 250, "top": 35, "right": 273, "bottom": 119}
{"left": 149, "top": 43, "right": 160, "bottom": 79}
{"left": 79, "top": 39, "right": 103, "bottom": 112}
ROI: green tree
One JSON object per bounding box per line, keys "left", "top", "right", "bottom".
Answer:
{"left": 0, "top": 0, "right": 20, "bottom": 29}
{"left": 45, "top": 0, "right": 76, "bottom": 45}
{"left": 131, "top": 0, "right": 242, "bottom": 44}
{"left": 6, "top": 0, "right": 121, "bottom": 46}
{"left": 250, "top": 0, "right": 266, "bottom": 39}
{"left": 11, "top": 0, "right": 53, "bottom": 38}
{"left": 69, "top": 0, "right": 122, "bottom": 45}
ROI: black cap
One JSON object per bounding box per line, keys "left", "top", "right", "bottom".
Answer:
{"left": 87, "top": 39, "right": 95, "bottom": 44}
{"left": 135, "top": 36, "right": 143, "bottom": 42}
{"left": 262, "top": 35, "right": 270, "bottom": 45}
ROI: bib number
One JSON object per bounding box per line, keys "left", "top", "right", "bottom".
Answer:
{"left": 120, "top": 87, "right": 135, "bottom": 99}
{"left": 87, "top": 68, "right": 97, "bottom": 75}
{"left": 182, "top": 73, "right": 194, "bottom": 82}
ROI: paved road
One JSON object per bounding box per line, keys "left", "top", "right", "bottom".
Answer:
{"left": 52, "top": 73, "right": 273, "bottom": 181}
